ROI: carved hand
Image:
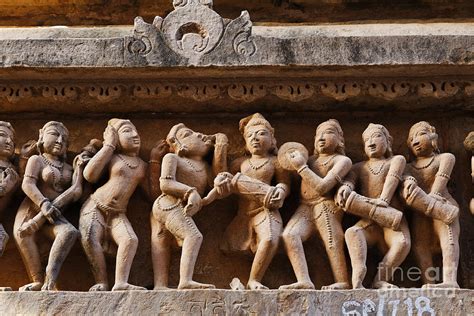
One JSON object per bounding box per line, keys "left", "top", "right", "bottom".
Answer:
{"left": 150, "top": 139, "right": 169, "bottom": 160}
{"left": 20, "top": 140, "right": 38, "bottom": 159}
{"left": 402, "top": 178, "right": 418, "bottom": 198}
{"left": 371, "top": 198, "right": 389, "bottom": 208}
{"left": 266, "top": 186, "right": 285, "bottom": 210}
{"left": 335, "top": 185, "right": 352, "bottom": 208}
{"left": 103, "top": 125, "right": 118, "bottom": 147}
{"left": 213, "top": 172, "right": 233, "bottom": 197}
{"left": 184, "top": 190, "right": 202, "bottom": 216}
{"left": 41, "top": 201, "right": 61, "bottom": 224}
{"left": 214, "top": 133, "right": 229, "bottom": 147}
{"left": 285, "top": 150, "right": 307, "bottom": 171}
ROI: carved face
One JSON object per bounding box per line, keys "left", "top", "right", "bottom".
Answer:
{"left": 409, "top": 127, "right": 434, "bottom": 157}
{"left": 244, "top": 125, "right": 272, "bottom": 156}
{"left": 0, "top": 126, "right": 14, "bottom": 158}
{"left": 117, "top": 122, "right": 141, "bottom": 154}
{"left": 363, "top": 128, "right": 388, "bottom": 159}
{"left": 42, "top": 126, "right": 67, "bottom": 157}
{"left": 175, "top": 127, "right": 211, "bottom": 157}
{"left": 315, "top": 124, "right": 340, "bottom": 155}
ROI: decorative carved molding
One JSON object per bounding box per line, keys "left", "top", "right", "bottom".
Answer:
{"left": 0, "top": 80, "right": 473, "bottom": 106}
{"left": 129, "top": 0, "right": 256, "bottom": 63}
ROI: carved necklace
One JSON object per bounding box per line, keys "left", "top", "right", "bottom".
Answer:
{"left": 41, "top": 155, "right": 64, "bottom": 192}
{"left": 117, "top": 154, "right": 139, "bottom": 169}
{"left": 184, "top": 158, "right": 205, "bottom": 172}
{"left": 316, "top": 154, "right": 336, "bottom": 167}
{"left": 412, "top": 156, "right": 435, "bottom": 170}
{"left": 367, "top": 160, "right": 385, "bottom": 175}
{"left": 248, "top": 158, "right": 269, "bottom": 170}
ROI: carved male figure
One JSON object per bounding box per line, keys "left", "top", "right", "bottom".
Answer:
{"left": 14, "top": 121, "right": 80, "bottom": 291}
{"left": 218, "top": 113, "right": 290, "bottom": 290}
{"left": 279, "top": 119, "right": 351, "bottom": 290}
{"left": 401, "top": 121, "right": 460, "bottom": 288}
{"left": 151, "top": 123, "right": 227, "bottom": 289}
{"left": 0, "top": 122, "right": 19, "bottom": 258}
{"left": 336, "top": 124, "right": 410, "bottom": 289}
{"left": 80, "top": 119, "right": 149, "bottom": 291}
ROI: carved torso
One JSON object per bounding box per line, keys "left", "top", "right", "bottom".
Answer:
{"left": 92, "top": 155, "right": 146, "bottom": 211}
{"left": 175, "top": 157, "right": 209, "bottom": 196}
{"left": 37, "top": 157, "right": 73, "bottom": 201}
{"left": 300, "top": 154, "right": 340, "bottom": 201}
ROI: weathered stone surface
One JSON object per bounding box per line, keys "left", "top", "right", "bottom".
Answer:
{"left": 0, "top": 289, "right": 472, "bottom": 314}
{"left": 0, "top": 23, "right": 472, "bottom": 68}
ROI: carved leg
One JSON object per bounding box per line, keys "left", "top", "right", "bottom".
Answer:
{"left": 150, "top": 212, "right": 172, "bottom": 290}
{"left": 14, "top": 204, "right": 44, "bottom": 291}
{"left": 411, "top": 215, "right": 435, "bottom": 286}
{"left": 79, "top": 201, "right": 109, "bottom": 291}
{"left": 279, "top": 204, "right": 315, "bottom": 290}
{"left": 372, "top": 218, "right": 411, "bottom": 289}
{"left": 316, "top": 204, "right": 350, "bottom": 290}
{"left": 425, "top": 219, "right": 460, "bottom": 288}
{"left": 248, "top": 211, "right": 282, "bottom": 290}
{"left": 345, "top": 219, "right": 379, "bottom": 289}
{"left": 165, "top": 209, "right": 214, "bottom": 289}
{"left": 109, "top": 214, "right": 146, "bottom": 291}
{"left": 42, "top": 219, "right": 79, "bottom": 291}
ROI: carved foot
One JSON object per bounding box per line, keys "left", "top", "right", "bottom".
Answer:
{"left": 0, "top": 287, "right": 12, "bottom": 291}
{"left": 89, "top": 283, "right": 109, "bottom": 291}
{"left": 178, "top": 281, "right": 215, "bottom": 290}
{"left": 279, "top": 281, "right": 315, "bottom": 290}
{"left": 247, "top": 280, "right": 269, "bottom": 290}
{"left": 153, "top": 285, "right": 172, "bottom": 291}
{"left": 422, "top": 282, "right": 460, "bottom": 289}
{"left": 19, "top": 282, "right": 43, "bottom": 291}
{"left": 372, "top": 281, "right": 398, "bottom": 290}
{"left": 321, "top": 282, "right": 351, "bottom": 290}
{"left": 112, "top": 283, "right": 147, "bottom": 291}
{"left": 41, "top": 279, "right": 58, "bottom": 291}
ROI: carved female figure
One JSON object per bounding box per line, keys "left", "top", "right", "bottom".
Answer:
{"left": 401, "top": 121, "right": 460, "bottom": 288}
{"left": 151, "top": 123, "right": 227, "bottom": 290}
{"left": 13, "top": 121, "right": 79, "bottom": 291}
{"left": 336, "top": 124, "right": 410, "bottom": 289}
{"left": 219, "top": 113, "right": 290, "bottom": 290}
{"left": 279, "top": 119, "right": 351, "bottom": 290}
{"left": 79, "top": 119, "right": 148, "bottom": 291}
{"left": 0, "top": 122, "right": 19, "bottom": 257}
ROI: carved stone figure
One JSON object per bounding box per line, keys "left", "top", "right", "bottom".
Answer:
{"left": 278, "top": 119, "right": 351, "bottom": 290}
{"left": 79, "top": 119, "right": 150, "bottom": 291}
{"left": 0, "top": 122, "right": 19, "bottom": 258}
{"left": 464, "top": 131, "right": 474, "bottom": 214}
{"left": 401, "top": 121, "right": 460, "bottom": 288}
{"left": 13, "top": 121, "right": 82, "bottom": 291}
{"left": 150, "top": 123, "right": 228, "bottom": 290}
{"left": 336, "top": 124, "right": 410, "bottom": 289}
{"left": 217, "top": 113, "right": 290, "bottom": 290}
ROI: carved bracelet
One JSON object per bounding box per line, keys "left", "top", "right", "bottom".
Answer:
{"left": 183, "top": 187, "right": 197, "bottom": 201}
{"left": 297, "top": 165, "right": 308, "bottom": 174}
{"left": 436, "top": 172, "right": 450, "bottom": 180}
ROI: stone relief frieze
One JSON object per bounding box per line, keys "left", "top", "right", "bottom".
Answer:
{"left": 127, "top": 0, "right": 256, "bottom": 65}
{"left": 0, "top": 80, "right": 472, "bottom": 106}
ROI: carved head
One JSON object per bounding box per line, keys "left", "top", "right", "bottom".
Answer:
{"left": 407, "top": 121, "right": 440, "bottom": 158}
{"left": 108, "top": 119, "right": 141, "bottom": 154}
{"left": 314, "top": 119, "right": 345, "bottom": 156}
{"left": 0, "top": 121, "right": 15, "bottom": 159}
{"left": 166, "top": 123, "right": 212, "bottom": 157}
{"left": 464, "top": 131, "right": 474, "bottom": 153}
{"left": 362, "top": 123, "right": 393, "bottom": 159}
{"left": 38, "top": 121, "right": 69, "bottom": 159}
{"left": 239, "top": 113, "right": 277, "bottom": 156}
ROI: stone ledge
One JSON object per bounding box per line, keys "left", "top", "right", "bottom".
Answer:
{"left": 0, "top": 23, "right": 472, "bottom": 68}
{"left": 0, "top": 289, "right": 472, "bottom": 315}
